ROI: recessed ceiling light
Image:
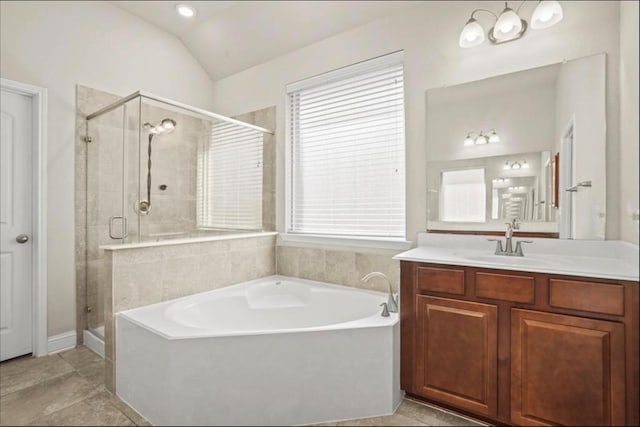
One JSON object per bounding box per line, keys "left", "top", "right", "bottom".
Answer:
{"left": 176, "top": 4, "right": 196, "bottom": 18}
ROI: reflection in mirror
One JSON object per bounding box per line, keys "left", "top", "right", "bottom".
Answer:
{"left": 426, "top": 53, "right": 606, "bottom": 239}
{"left": 428, "top": 151, "right": 555, "bottom": 232}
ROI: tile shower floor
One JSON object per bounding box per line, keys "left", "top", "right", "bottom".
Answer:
{"left": 0, "top": 346, "right": 485, "bottom": 426}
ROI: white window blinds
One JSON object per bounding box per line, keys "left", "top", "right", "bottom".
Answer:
{"left": 197, "top": 122, "right": 263, "bottom": 230}
{"left": 287, "top": 52, "right": 406, "bottom": 238}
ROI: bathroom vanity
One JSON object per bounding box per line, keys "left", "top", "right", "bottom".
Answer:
{"left": 395, "top": 234, "right": 639, "bottom": 426}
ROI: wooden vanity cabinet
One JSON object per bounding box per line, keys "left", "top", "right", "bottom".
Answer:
{"left": 414, "top": 296, "right": 498, "bottom": 417}
{"left": 400, "top": 261, "right": 639, "bottom": 426}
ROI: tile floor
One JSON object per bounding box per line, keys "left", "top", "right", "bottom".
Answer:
{"left": 0, "top": 347, "right": 148, "bottom": 426}
{"left": 0, "top": 346, "right": 486, "bottom": 426}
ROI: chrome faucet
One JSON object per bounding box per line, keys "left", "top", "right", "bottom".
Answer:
{"left": 361, "top": 272, "right": 398, "bottom": 313}
{"left": 504, "top": 221, "right": 514, "bottom": 254}
{"left": 487, "top": 220, "right": 532, "bottom": 257}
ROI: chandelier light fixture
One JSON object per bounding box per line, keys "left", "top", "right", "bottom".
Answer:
{"left": 459, "top": 1, "right": 564, "bottom": 48}
{"left": 464, "top": 129, "right": 500, "bottom": 146}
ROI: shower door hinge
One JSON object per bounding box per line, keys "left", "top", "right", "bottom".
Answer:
{"left": 85, "top": 306, "right": 93, "bottom": 313}
{"left": 84, "top": 136, "right": 93, "bottom": 143}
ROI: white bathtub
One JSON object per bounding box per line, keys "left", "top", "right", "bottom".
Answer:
{"left": 116, "top": 275, "right": 401, "bottom": 426}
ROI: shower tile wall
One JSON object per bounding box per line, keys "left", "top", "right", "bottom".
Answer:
{"left": 136, "top": 105, "right": 203, "bottom": 238}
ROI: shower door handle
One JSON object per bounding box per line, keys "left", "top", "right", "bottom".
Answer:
{"left": 108, "top": 216, "right": 129, "bottom": 240}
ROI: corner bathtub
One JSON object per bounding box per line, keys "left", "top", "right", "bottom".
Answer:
{"left": 116, "top": 275, "right": 401, "bottom": 426}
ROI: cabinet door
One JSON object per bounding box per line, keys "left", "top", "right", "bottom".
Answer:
{"left": 511, "top": 309, "right": 625, "bottom": 426}
{"left": 415, "top": 295, "right": 498, "bottom": 417}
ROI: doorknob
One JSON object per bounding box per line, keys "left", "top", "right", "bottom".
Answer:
{"left": 16, "top": 234, "right": 29, "bottom": 244}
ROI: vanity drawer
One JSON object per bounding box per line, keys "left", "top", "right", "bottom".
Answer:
{"left": 549, "top": 279, "right": 624, "bottom": 316}
{"left": 475, "top": 272, "right": 535, "bottom": 303}
{"left": 416, "top": 266, "right": 465, "bottom": 295}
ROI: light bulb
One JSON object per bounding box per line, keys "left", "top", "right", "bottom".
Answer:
{"left": 475, "top": 133, "right": 488, "bottom": 144}
{"left": 522, "top": 160, "right": 529, "bottom": 169}
{"left": 504, "top": 162, "right": 511, "bottom": 170}
{"left": 494, "top": 6, "right": 523, "bottom": 40}
{"left": 464, "top": 135, "right": 475, "bottom": 146}
{"left": 176, "top": 4, "right": 196, "bottom": 18}
{"left": 459, "top": 18, "right": 485, "bottom": 48}
{"left": 513, "top": 162, "right": 521, "bottom": 170}
{"left": 531, "top": 1, "right": 563, "bottom": 29}
{"left": 488, "top": 130, "right": 500, "bottom": 144}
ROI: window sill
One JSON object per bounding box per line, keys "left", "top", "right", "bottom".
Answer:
{"left": 279, "top": 233, "right": 412, "bottom": 251}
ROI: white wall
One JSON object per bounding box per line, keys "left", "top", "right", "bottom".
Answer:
{"left": 426, "top": 64, "right": 558, "bottom": 162}
{"left": 619, "top": 1, "right": 639, "bottom": 244}
{"left": 0, "top": 1, "right": 216, "bottom": 336}
{"left": 209, "top": 1, "right": 623, "bottom": 245}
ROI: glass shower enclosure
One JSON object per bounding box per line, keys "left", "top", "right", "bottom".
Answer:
{"left": 83, "top": 92, "right": 270, "bottom": 340}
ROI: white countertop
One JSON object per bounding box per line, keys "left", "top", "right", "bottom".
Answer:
{"left": 394, "top": 234, "right": 639, "bottom": 282}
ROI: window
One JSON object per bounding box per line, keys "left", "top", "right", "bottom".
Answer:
{"left": 440, "top": 168, "right": 486, "bottom": 222}
{"left": 286, "top": 52, "right": 406, "bottom": 239}
{"left": 197, "top": 122, "right": 263, "bottom": 230}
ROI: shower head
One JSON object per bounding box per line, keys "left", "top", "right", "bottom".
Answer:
{"left": 144, "top": 118, "right": 177, "bottom": 135}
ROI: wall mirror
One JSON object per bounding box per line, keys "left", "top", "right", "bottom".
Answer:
{"left": 426, "top": 53, "right": 606, "bottom": 239}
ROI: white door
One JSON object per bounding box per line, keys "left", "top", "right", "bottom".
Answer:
{"left": 1, "top": 89, "right": 33, "bottom": 361}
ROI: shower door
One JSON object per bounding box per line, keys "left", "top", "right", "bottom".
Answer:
{"left": 85, "top": 98, "right": 140, "bottom": 339}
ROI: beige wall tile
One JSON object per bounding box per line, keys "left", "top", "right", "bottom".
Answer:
{"left": 297, "top": 248, "right": 326, "bottom": 282}
{"left": 325, "top": 250, "right": 358, "bottom": 287}
{"left": 104, "top": 359, "right": 115, "bottom": 393}
{"left": 112, "top": 260, "right": 165, "bottom": 312}
{"left": 198, "top": 252, "right": 231, "bottom": 291}
{"left": 276, "top": 246, "right": 400, "bottom": 294}
{"left": 276, "top": 246, "right": 298, "bottom": 277}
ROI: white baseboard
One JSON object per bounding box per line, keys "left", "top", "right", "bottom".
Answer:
{"left": 83, "top": 329, "right": 105, "bottom": 359}
{"left": 47, "top": 330, "right": 77, "bottom": 354}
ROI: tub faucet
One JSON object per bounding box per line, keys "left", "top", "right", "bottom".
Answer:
{"left": 361, "top": 272, "right": 398, "bottom": 313}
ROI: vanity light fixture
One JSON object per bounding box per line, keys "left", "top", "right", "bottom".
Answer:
{"left": 503, "top": 160, "right": 529, "bottom": 170}
{"left": 464, "top": 129, "right": 499, "bottom": 146}
{"left": 459, "top": 1, "right": 564, "bottom": 48}
{"left": 176, "top": 3, "right": 196, "bottom": 18}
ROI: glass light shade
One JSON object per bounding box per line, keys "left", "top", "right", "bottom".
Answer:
{"left": 522, "top": 160, "right": 529, "bottom": 169}
{"left": 459, "top": 18, "right": 485, "bottom": 48}
{"left": 464, "top": 135, "right": 475, "bottom": 146}
{"left": 504, "top": 162, "right": 510, "bottom": 170}
{"left": 512, "top": 162, "right": 521, "bottom": 169}
{"left": 494, "top": 7, "right": 523, "bottom": 40}
{"left": 531, "top": 1, "right": 563, "bottom": 29}
{"left": 488, "top": 131, "right": 500, "bottom": 144}
{"left": 475, "top": 133, "right": 488, "bottom": 144}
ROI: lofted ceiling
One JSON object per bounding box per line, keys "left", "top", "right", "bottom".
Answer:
{"left": 111, "top": 1, "right": 421, "bottom": 81}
